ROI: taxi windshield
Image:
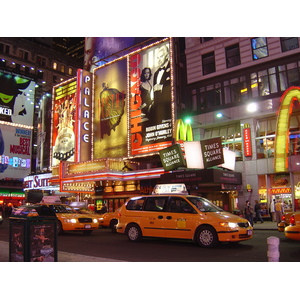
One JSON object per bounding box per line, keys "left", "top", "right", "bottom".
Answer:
{"left": 48, "top": 205, "right": 75, "bottom": 213}
{"left": 187, "top": 196, "right": 223, "bottom": 212}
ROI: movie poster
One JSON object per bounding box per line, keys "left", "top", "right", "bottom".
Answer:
{"left": 129, "top": 39, "right": 173, "bottom": 156}
{"left": 93, "top": 59, "right": 127, "bottom": 159}
{"left": 51, "top": 79, "right": 77, "bottom": 167}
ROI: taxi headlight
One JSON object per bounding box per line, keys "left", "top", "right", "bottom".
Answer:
{"left": 93, "top": 218, "right": 98, "bottom": 224}
{"left": 65, "top": 218, "right": 77, "bottom": 224}
{"left": 220, "top": 222, "right": 238, "bottom": 229}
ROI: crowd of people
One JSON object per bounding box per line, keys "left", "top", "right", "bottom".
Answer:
{"left": 0, "top": 204, "right": 16, "bottom": 218}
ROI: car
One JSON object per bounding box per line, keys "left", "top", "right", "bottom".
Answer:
{"left": 116, "top": 184, "right": 253, "bottom": 248}
{"left": 11, "top": 204, "right": 99, "bottom": 235}
{"left": 278, "top": 211, "right": 295, "bottom": 232}
{"left": 72, "top": 207, "right": 103, "bottom": 225}
{"left": 99, "top": 208, "right": 122, "bottom": 232}
{"left": 284, "top": 211, "right": 300, "bottom": 240}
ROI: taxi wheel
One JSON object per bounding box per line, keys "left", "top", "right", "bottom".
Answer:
{"left": 126, "top": 224, "right": 142, "bottom": 242}
{"left": 196, "top": 226, "right": 218, "bottom": 248}
{"left": 57, "top": 221, "right": 64, "bottom": 235}
{"left": 110, "top": 219, "right": 118, "bottom": 233}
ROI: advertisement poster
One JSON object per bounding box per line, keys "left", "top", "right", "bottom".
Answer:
{"left": 0, "top": 124, "right": 31, "bottom": 179}
{"left": 93, "top": 59, "right": 127, "bottom": 159}
{"left": 51, "top": 79, "right": 77, "bottom": 167}
{"left": 129, "top": 39, "right": 173, "bottom": 156}
{"left": 0, "top": 70, "right": 35, "bottom": 126}
{"left": 30, "top": 223, "right": 56, "bottom": 262}
{"left": 10, "top": 223, "right": 25, "bottom": 262}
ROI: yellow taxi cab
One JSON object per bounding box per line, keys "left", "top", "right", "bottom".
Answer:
{"left": 99, "top": 208, "right": 122, "bottom": 232}
{"left": 12, "top": 203, "right": 99, "bottom": 235}
{"left": 284, "top": 211, "right": 300, "bottom": 240}
{"left": 116, "top": 184, "right": 253, "bottom": 247}
{"left": 278, "top": 211, "right": 294, "bottom": 232}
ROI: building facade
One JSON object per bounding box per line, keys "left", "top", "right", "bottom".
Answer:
{"left": 184, "top": 37, "right": 300, "bottom": 215}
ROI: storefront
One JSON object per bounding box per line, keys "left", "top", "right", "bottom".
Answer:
{"left": 160, "top": 168, "right": 242, "bottom": 212}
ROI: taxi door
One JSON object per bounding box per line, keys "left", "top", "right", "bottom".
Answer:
{"left": 163, "top": 196, "right": 199, "bottom": 240}
{"left": 140, "top": 196, "right": 169, "bottom": 238}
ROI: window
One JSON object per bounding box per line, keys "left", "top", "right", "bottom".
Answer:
{"left": 280, "top": 37, "right": 299, "bottom": 52}
{"left": 53, "top": 62, "right": 57, "bottom": 70}
{"left": 126, "top": 197, "right": 145, "bottom": 210}
{"left": 68, "top": 67, "right": 73, "bottom": 76}
{"left": 37, "top": 55, "right": 46, "bottom": 66}
{"left": 53, "top": 75, "right": 57, "bottom": 83}
{"left": 225, "top": 44, "right": 241, "bottom": 68}
{"left": 168, "top": 197, "right": 196, "bottom": 213}
{"left": 144, "top": 197, "right": 167, "bottom": 211}
{"left": 202, "top": 52, "right": 216, "bottom": 75}
{"left": 251, "top": 67, "right": 278, "bottom": 97}
{"left": 224, "top": 76, "right": 247, "bottom": 103}
{"left": 0, "top": 43, "right": 10, "bottom": 54}
{"left": 61, "top": 65, "right": 65, "bottom": 73}
{"left": 251, "top": 37, "right": 268, "bottom": 60}
{"left": 199, "top": 83, "right": 221, "bottom": 109}
{"left": 19, "top": 49, "right": 29, "bottom": 61}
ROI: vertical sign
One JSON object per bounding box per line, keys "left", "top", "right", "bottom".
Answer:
{"left": 243, "top": 126, "right": 252, "bottom": 157}
{"left": 77, "top": 69, "right": 92, "bottom": 162}
{"left": 129, "top": 39, "right": 173, "bottom": 156}
{"left": 51, "top": 79, "right": 77, "bottom": 167}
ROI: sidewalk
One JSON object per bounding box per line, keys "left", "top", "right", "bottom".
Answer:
{"left": 253, "top": 220, "right": 279, "bottom": 230}
{"left": 0, "top": 241, "right": 125, "bottom": 262}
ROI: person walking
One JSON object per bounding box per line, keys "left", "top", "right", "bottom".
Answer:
{"left": 270, "top": 199, "right": 276, "bottom": 222}
{"left": 275, "top": 200, "right": 284, "bottom": 224}
{"left": 244, "top": 200, "right": 254, "bottom": 226}
{"left": 254, "top": 200, "right": 264, "bottom": 223}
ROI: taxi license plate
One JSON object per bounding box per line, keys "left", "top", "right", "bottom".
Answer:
{"left": 85, "top": 224, "right": 91, "bottom": 229}
{"left": 247, "top": 230, "right": 252, "bottom": 236}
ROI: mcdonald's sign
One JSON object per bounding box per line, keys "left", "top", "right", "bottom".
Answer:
{"left": 274, "top": 86, "right": 300, "bottom": 173}
{"left": 173, "top": 119, "right": 193, "bottom": 142}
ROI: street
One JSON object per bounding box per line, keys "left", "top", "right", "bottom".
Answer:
{"left": 1, "top": 219, "right": 299, "bottom": 262}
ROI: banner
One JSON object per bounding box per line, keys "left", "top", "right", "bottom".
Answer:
{"left": 129, "top": 39, "right": 173, "bottom": 156}
{"left": 93, "top": 58, "right": 127, "bottom": 159}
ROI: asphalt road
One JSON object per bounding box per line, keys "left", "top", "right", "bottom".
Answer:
{"left": 1, "top": 219, "right": 299, "bottom": 262}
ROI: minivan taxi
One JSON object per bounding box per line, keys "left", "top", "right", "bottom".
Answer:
{"left": 116, "top": 184, "right": 253, "bottom": 247}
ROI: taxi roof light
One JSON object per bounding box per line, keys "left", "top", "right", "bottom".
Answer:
{"left": 152, "top": 183, "right": 189, "bottom": 195}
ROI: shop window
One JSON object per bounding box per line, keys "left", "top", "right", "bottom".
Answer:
{"left": 251, "top": 37, "right": 268, "bottom": 60}
{"left": 202, "top": 51, "right": 216, "bottom": 75}
{"left": 280, "top": 37, "right": 299, "bottom": 52}
{"left": 225, "top": 43, "right": 241, "bottom": 68}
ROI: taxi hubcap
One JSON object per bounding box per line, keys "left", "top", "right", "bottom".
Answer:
{"left": 128, "top": 227, "right": 138, "bottom": 240}
{"left": 199, "top": 230, "right": 213, "bottom": 245}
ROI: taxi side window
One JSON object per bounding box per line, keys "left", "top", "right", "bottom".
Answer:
{"left": 144, "top": 197, "right": 167, "bottom": 211}
{"left": 168, "top": 197, "right": 196, "bottom": 214}
{"left": 126, "top": 198, "right": 145, "bottom": 211}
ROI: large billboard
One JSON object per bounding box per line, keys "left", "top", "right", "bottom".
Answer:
{"left": 129, "top": 39, "right": 173, "bottom": 156}
{"left": 51, "top": 78, "right": 77, "bottom": 167}
{"left": 0, "top": 70, "right": 35, "bottom": 126}
{"left": 0, "top": 124, "right": 31, "bottom": 179}
{"left": 84, "top": 37, "right": 151, "bottom": 72}
{"left": 93, "top": 58, "right": 128, "bottom": 159}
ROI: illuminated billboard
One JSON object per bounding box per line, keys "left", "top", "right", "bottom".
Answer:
{"left": 84, "top": 37, "right": 151, "bottom": 72}
{"left": 129, "top": 39, "right": 173, "bottom": 156}
{"left": 93, "top": 58, "right": 127, "bottom": 159}
{"left": 0, "top": 124, "right": 31, "bottom": 179}
{"left": 0, "top": 70, "right": 35, "bottom": 126}
{"left": 51, "top": 78, "right": 77, "bottom": 167}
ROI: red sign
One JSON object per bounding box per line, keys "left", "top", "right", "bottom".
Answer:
{"left": 243, "top": 128, "right": 252, "bottom": 156}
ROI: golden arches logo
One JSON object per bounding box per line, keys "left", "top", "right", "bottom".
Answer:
{"left": 173, "top": 119, "right": 193, "bottom": 141}
{"left": 274, "top": 86, "right": 300, "bottom": 173}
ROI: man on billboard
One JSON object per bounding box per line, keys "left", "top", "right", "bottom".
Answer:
{"left": 148, "top": 44, "right": 171, "bottom": 127}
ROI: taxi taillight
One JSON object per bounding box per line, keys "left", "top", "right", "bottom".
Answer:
{"left": 118, "top": 212, "right": 121, "bottom": 217}
{"left": 282, "top": 215, "right": 286, "bottom": 221}
{"left": 290, "top": 215, "right": 295, "bottom": 225}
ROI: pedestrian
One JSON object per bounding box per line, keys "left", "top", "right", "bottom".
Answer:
{"left": 275, "top": 200, "right": 284, "bottom": 224}
{"left": 244, "top": 200, "right": 254, "bottom": 226}
{"left": 254, "top": 200, "right": 264, "bottom": 223}
{"left": 270, "top": 199, "right": 276, "bottom": 222}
